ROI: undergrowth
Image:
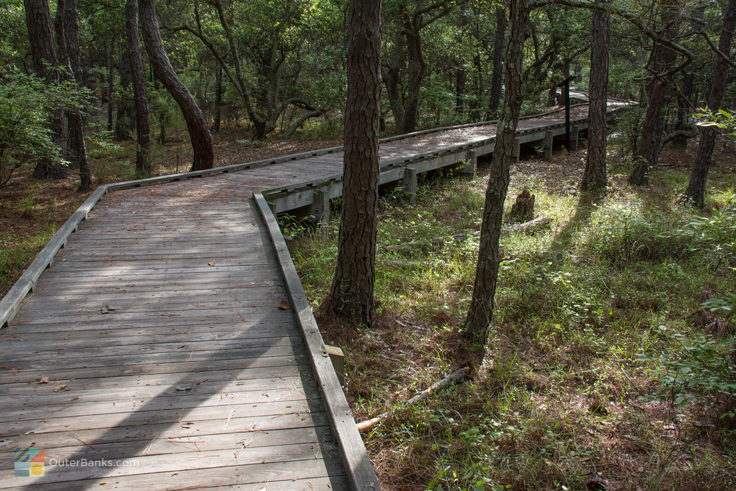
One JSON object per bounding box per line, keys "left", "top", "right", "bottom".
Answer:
{"left": 290, "top": 150, "right": 736, "bottom": 489}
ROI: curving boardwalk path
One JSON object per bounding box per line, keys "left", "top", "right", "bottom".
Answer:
{"left": 0, "top": 103, "right": 629, "bottom": 490}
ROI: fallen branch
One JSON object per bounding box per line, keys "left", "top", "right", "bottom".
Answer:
{"left": 356, "top": 366, "right": 470, "bottom": 432}
{"left": 506, "top": 215, "right": 551, "bottom": 233}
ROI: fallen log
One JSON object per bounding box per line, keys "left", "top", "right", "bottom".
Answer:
{"left": 356, "top": 366, "right": 470, "bottom": 432}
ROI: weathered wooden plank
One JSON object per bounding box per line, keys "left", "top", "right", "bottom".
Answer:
{"left": 0, "top": 355, "right": 306, "bottom": 385}
{"left": 24, "top": 285, "right": 284, "bottom": 302}
{"left": 0, "top": 343, "right": 300, "bottom": 374}
{"left": 2, "top": 372, "right": 316, "bottom": 411}
{"left": 0, "top": 426, "right": 336, "bottom": 470}
{"left": 1, "top": 458, "right": 347, "bottom": 490}
{"left": 1, "top": 399, "right": 323, "bottom": 437}
{"left": 0, "top": 333, "right": 300, "bottom": 363}
{"left": 1, "top": 318, "right": 293, "bottom": 348}
{"left": 0, "top": 384, "right": 318, "bottom": 422}
{"left": 2, "top": 365, "right": 309, "bottom": 394}
{"left": 12, "top": 304, "right": 294, "bottom": 325}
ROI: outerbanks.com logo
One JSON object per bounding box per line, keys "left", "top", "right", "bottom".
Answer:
{"left": 13, "top": 447, "right": 139, "bottom": 478}
{"left": 14, "top": 448, "right": 44, "bottom": 477}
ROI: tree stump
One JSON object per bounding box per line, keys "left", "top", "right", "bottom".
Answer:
{"left": 506, "top": 187, "right": 535, "bottom": 224}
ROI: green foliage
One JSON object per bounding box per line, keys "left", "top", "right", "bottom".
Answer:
{"left": 681, "top": 195, "right": 736, "bottom": 267}
{"left": 646, "top": 325, "right": 736, "bottom": 421}
{"left": 695, "top": 108, "right": 736, "bottom": 135}
{"left": 0, "top": 69, "right": 86, "bottom": 186}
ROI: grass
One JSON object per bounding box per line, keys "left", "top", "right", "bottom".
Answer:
{"left": 289, "top": 145, "right": 736, "bottom": 489}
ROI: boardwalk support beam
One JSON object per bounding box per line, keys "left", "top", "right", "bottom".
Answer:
{"left": 403, "top": 166, "right": 418, "bottom": 203}
{"left": 544, "top": 130, "right": 554, "bottom": 161}
{"left": 570, "top": 126, "right": 579, "bottom": 151}
{"left": 459, "top": 150, "right": 477, "bottom": 176}
{"left": 310, "top": 187, "right": 331, "bottom": 225}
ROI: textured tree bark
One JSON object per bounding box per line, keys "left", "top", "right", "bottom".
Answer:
{"left": 57, "top": 0, "right": 91, "bottom": 191}
{"left": 24, "top": 0, "right": 67, "bottom": 179}
{"left": 582, "top": 0, "right": 610, "bottom": 191}
{"left": 630, "top": 0, "right": 679, "bottom": 185}
{"left": 212, "top": 64, "right": 222, "bottom": 132}
{"left": 106, "top": 38, "right": 115, "bottom": 132}
{"left": 321, "top": 0, "right": 382, "bottom": 327}
{"left": 115, "top": 50, "right": 133, "bottom": 141}
{"left": 139, "top": 0, "right": 213, "bottom": 171}
{"left": 126, "top": 0, "right": 151, "bottom": 178}
{"left": 488, "top": 6, "right": 505, "bottom": 117}
{"left": 672, "top": 71, "right": 695, "bottom": 150}
{"left": 463, "top": 0, "right": 528, "bottom": 352}
{"left": 682, "top": 0, "right": 736, "bottom": 207}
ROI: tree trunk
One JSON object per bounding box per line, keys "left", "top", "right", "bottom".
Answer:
{"left": 672, "top": 71, "right": 695, "bottom": 150}
{"left": 682, "top": 0, "right": 736, "bottom": 207}
{"left": 321, "top": 0, "right": 382, "bottom": 327}
{"left": 115, "top": 49, "right": 133, "bottom": 141}
{"left": 455, "top": 8, "right": 467, "bottom": 118}
{"left": 463, "top": 0, "right": 528, "bottom": 353}
{"left": 630, "top": 0, "right": 679, "bottom": 185}
{"left": 581, "top": 1, "right": 610, "bottom": 191}
{"left": 139, "top": 0, "right": 213, "bottom": 171}
{"left": 401, "top": 14, "right": 424, "bottom": 134}
{"left": 488, "top": 6, "right": 505, "bottom": 117}
{"left": 24, "top": 0, "right": 67, "bottom": 179}
{"left": 58, "top": 0, "right": 91, "bottom": 191}
{"left": 106, "top": 38, "right": 115, "bottom": 132}
{"left": 126, "top": 0, "right": 151, "bottom": 178}
{"left": 212, "top": 64, "right": 222, "bottom": 132}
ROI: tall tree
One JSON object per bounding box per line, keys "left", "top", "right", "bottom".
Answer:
{"left": 139, "top": 0, "right": 214, "bottom": 171}
{"left": 126, "top": 0, "right": 151, "bottom": 178}
{"left": 463, "top": 0, "right": 529, "bottom": 354}
{"left": 382, "top": 0, "right": 456, "bottom": 134}
{"left": 682, "top": 0, "right": 736, "bottom": 207}
{"left": 488, "top": 6, "right": 505, "bottom": 117}
{"left": 114, "top": 49, "right": 133, "bottom": 141}
{"left": 581, "top": 0, "right": 610, "bottom": 191}
{"left": 320, "top": 0, "right": 382, "bottom": 327}
{"left": 629, "top": 0, "right": 680, "bottom": 185}
{"left": 57, "top": 0, "right": 91, "bottom": 191}
{"left": 23, "top": 0, "right": 66, "bottom": 179}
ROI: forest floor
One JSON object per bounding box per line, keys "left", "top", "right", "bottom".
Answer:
{"left": 1, "top": 129, "right": 735, "bottom": 489}
{"left": 289, "top": 143, "right": 736, "bottom": 489}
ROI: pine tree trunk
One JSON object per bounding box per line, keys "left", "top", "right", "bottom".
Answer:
{"left": 582, "top": 1, "right": 610, "bottom": 191}
{"left": 682, "top": 0, "right": 736, "bottom": 206}
{"left": 463, "top": 0, "right": 528, "bottom": 351}
{"left": 24, "top": 0, "right": 67, "bottom": 180}
{"left": 126, "top": 0, "right": 151, "bottom": 178}
{"left": 488, "top": 6, "right": 505, "bottom": 117}
{"left": 58, "top": 0, "right": 91, "bottom": 191}
{"left": 115, "top": 49, "right": 133, "bottom": 141}
{"left": 106, "top": 38, "right": 115, "bottom": 132}
{"left": 321, "top": 0, "right": 382, "bottom": 327}
{"left": 630, "top": 0, "right": 679, "bottom": 185}
{"left": 212, "top": 64, "right": 222, "bottom": 132}
{"left": 139, "top": 0, "right": 214, "bottom": 171}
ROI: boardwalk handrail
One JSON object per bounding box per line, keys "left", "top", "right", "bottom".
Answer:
{"left": 254, "top": 192, "right": 381, "bottom": 489}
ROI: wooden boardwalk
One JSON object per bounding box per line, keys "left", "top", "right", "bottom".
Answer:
{"left": 0, "top": 103, "right": 629, "bottom": 490}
